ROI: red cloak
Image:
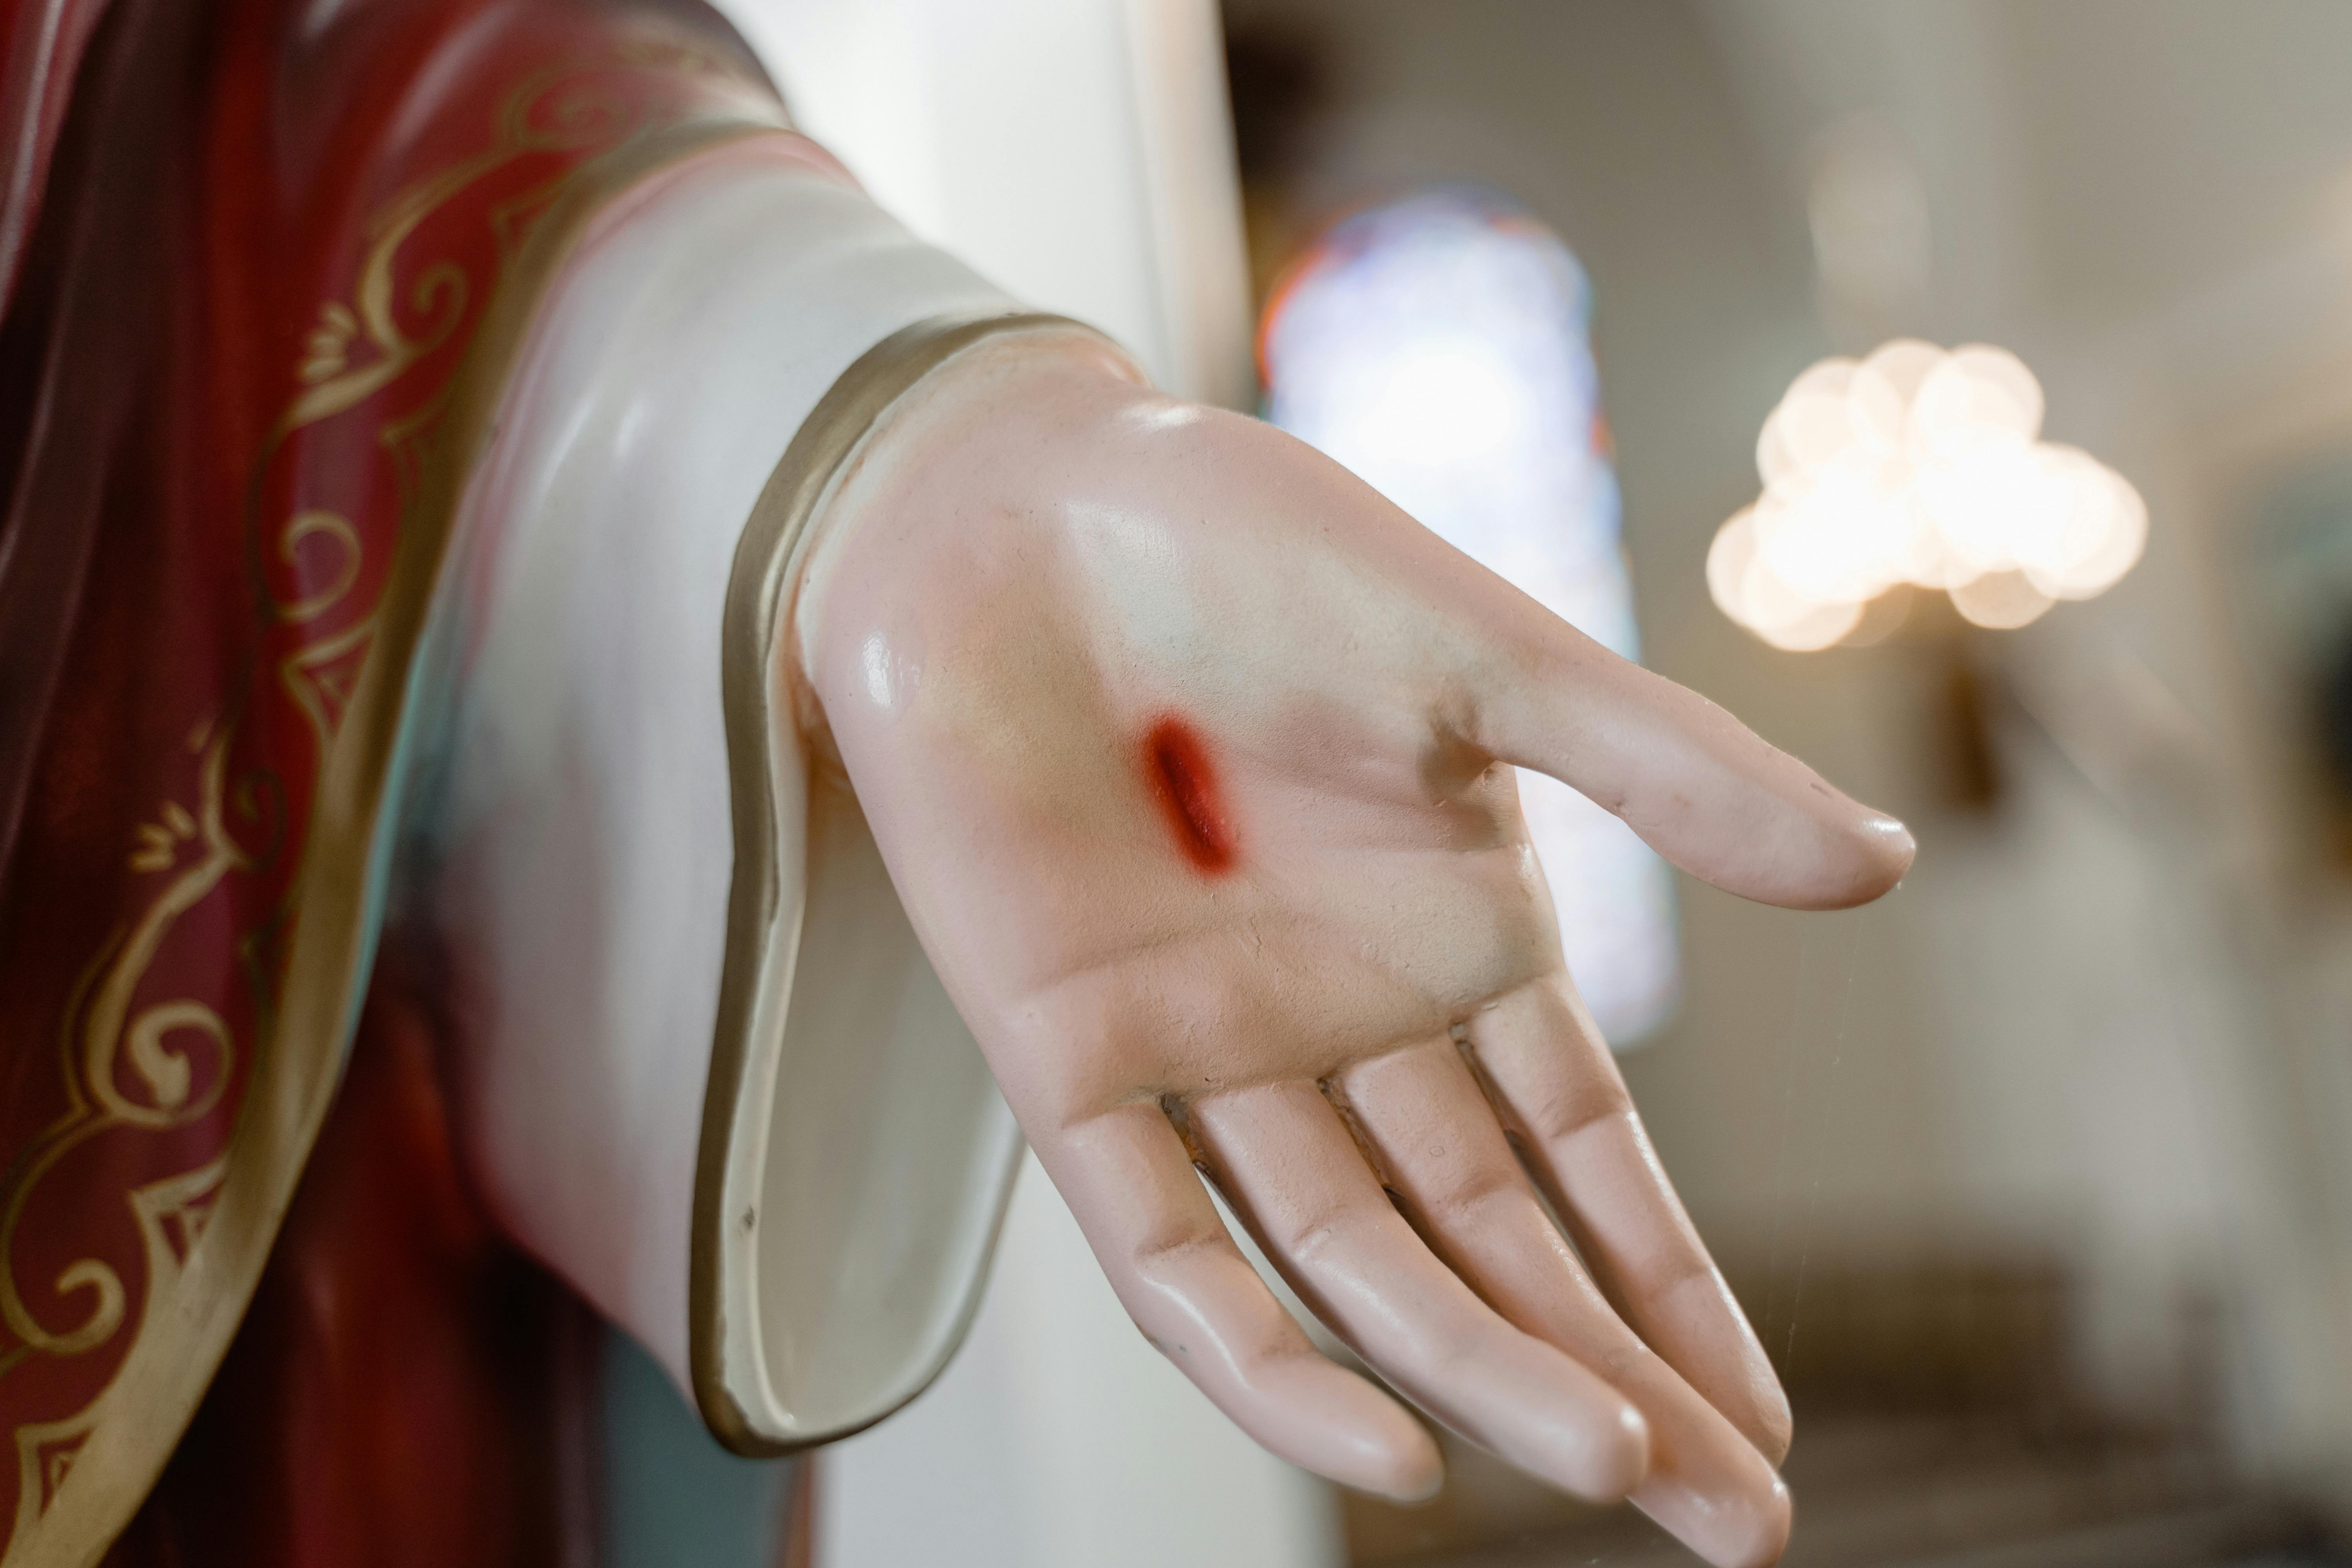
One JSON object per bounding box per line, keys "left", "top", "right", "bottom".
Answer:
{"left": 0, "top": 0, "right": 790, "bottom": 1555}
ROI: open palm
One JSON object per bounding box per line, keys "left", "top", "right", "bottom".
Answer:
{"left": 794, "top": 332, "right": 1913, "bottom": 1568}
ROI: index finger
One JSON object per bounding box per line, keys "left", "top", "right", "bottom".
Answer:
{"left": 1468, "top": 973, "right": 1793, "bottom": 1465}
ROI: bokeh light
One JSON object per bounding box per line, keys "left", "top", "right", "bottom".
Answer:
{"left": 1711, "top": 339, "right": 2147, "bottom": 644}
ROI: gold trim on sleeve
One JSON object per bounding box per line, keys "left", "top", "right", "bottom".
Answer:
{"left": 694, "top": 310, "right": 1122, "bottom": 1455}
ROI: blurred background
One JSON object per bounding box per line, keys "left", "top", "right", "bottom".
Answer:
{"left": 725, "top": 2, "right": 2352, "bottom": 1563}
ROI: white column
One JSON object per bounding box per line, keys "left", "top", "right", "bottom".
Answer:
{"left": 820, "top": 1155, "right": 1341, "bottom": 1568}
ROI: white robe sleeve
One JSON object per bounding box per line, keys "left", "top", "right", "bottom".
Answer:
{"left": 411, "top": 134, "right": 1091, "bottom": 1451}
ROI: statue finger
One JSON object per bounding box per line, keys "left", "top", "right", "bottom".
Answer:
{"left": 1182, "top": 1077, "right": 1651, "bottom": 1503}
{"left": 1466, "top": 973, "right": 1793, "bottom": 1465}
{"left": 1332, "top": 1034, "right": 1793, "bottom": 1568}
{"left": 1033, "top": 1100, "right": 1442, "bottom": 1499}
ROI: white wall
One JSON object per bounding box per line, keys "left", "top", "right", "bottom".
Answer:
{"left": 719, "top": 0, "right": 1254, "bottom": 409}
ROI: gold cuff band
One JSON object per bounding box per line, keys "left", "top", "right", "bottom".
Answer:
{"left": 693, "top": 308, "right": 1124, "bottom": 1453}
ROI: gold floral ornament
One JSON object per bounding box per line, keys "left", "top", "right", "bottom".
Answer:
{"left": 125, "top": 805, "right": 194, "bottom": 877}
{"left": 298, "top": 303, "right": 359, "bottom": 384}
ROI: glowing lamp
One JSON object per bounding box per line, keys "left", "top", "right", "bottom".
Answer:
{"left": 1710, "top": 340, "right": 2146, "bottom": 648}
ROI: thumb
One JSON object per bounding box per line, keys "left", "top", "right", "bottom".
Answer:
{"left": 1470, "top": 617, "right": 1914, "bottom": 910}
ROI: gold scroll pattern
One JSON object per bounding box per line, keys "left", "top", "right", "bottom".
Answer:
{"left": 0, "top": 722, "right": 282, "bottom": 1545}
{"left": 0, "top": 36, "right": 783, "bottom": 1563}
{"left": 0, "top": 720, "right": 253, "bottom": 1374}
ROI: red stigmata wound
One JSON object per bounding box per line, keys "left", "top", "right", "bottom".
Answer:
{"left": 1143, "top": 717, "right": 1237, "bottom": 874}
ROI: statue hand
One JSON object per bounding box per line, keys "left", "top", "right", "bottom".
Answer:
{"left": 795, "top": 332, "right": 1913, "bottom": 1568}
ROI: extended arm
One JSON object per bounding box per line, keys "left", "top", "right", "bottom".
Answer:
{"left": 423, "top": 127, "right": 1907, "bottom": 1568}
